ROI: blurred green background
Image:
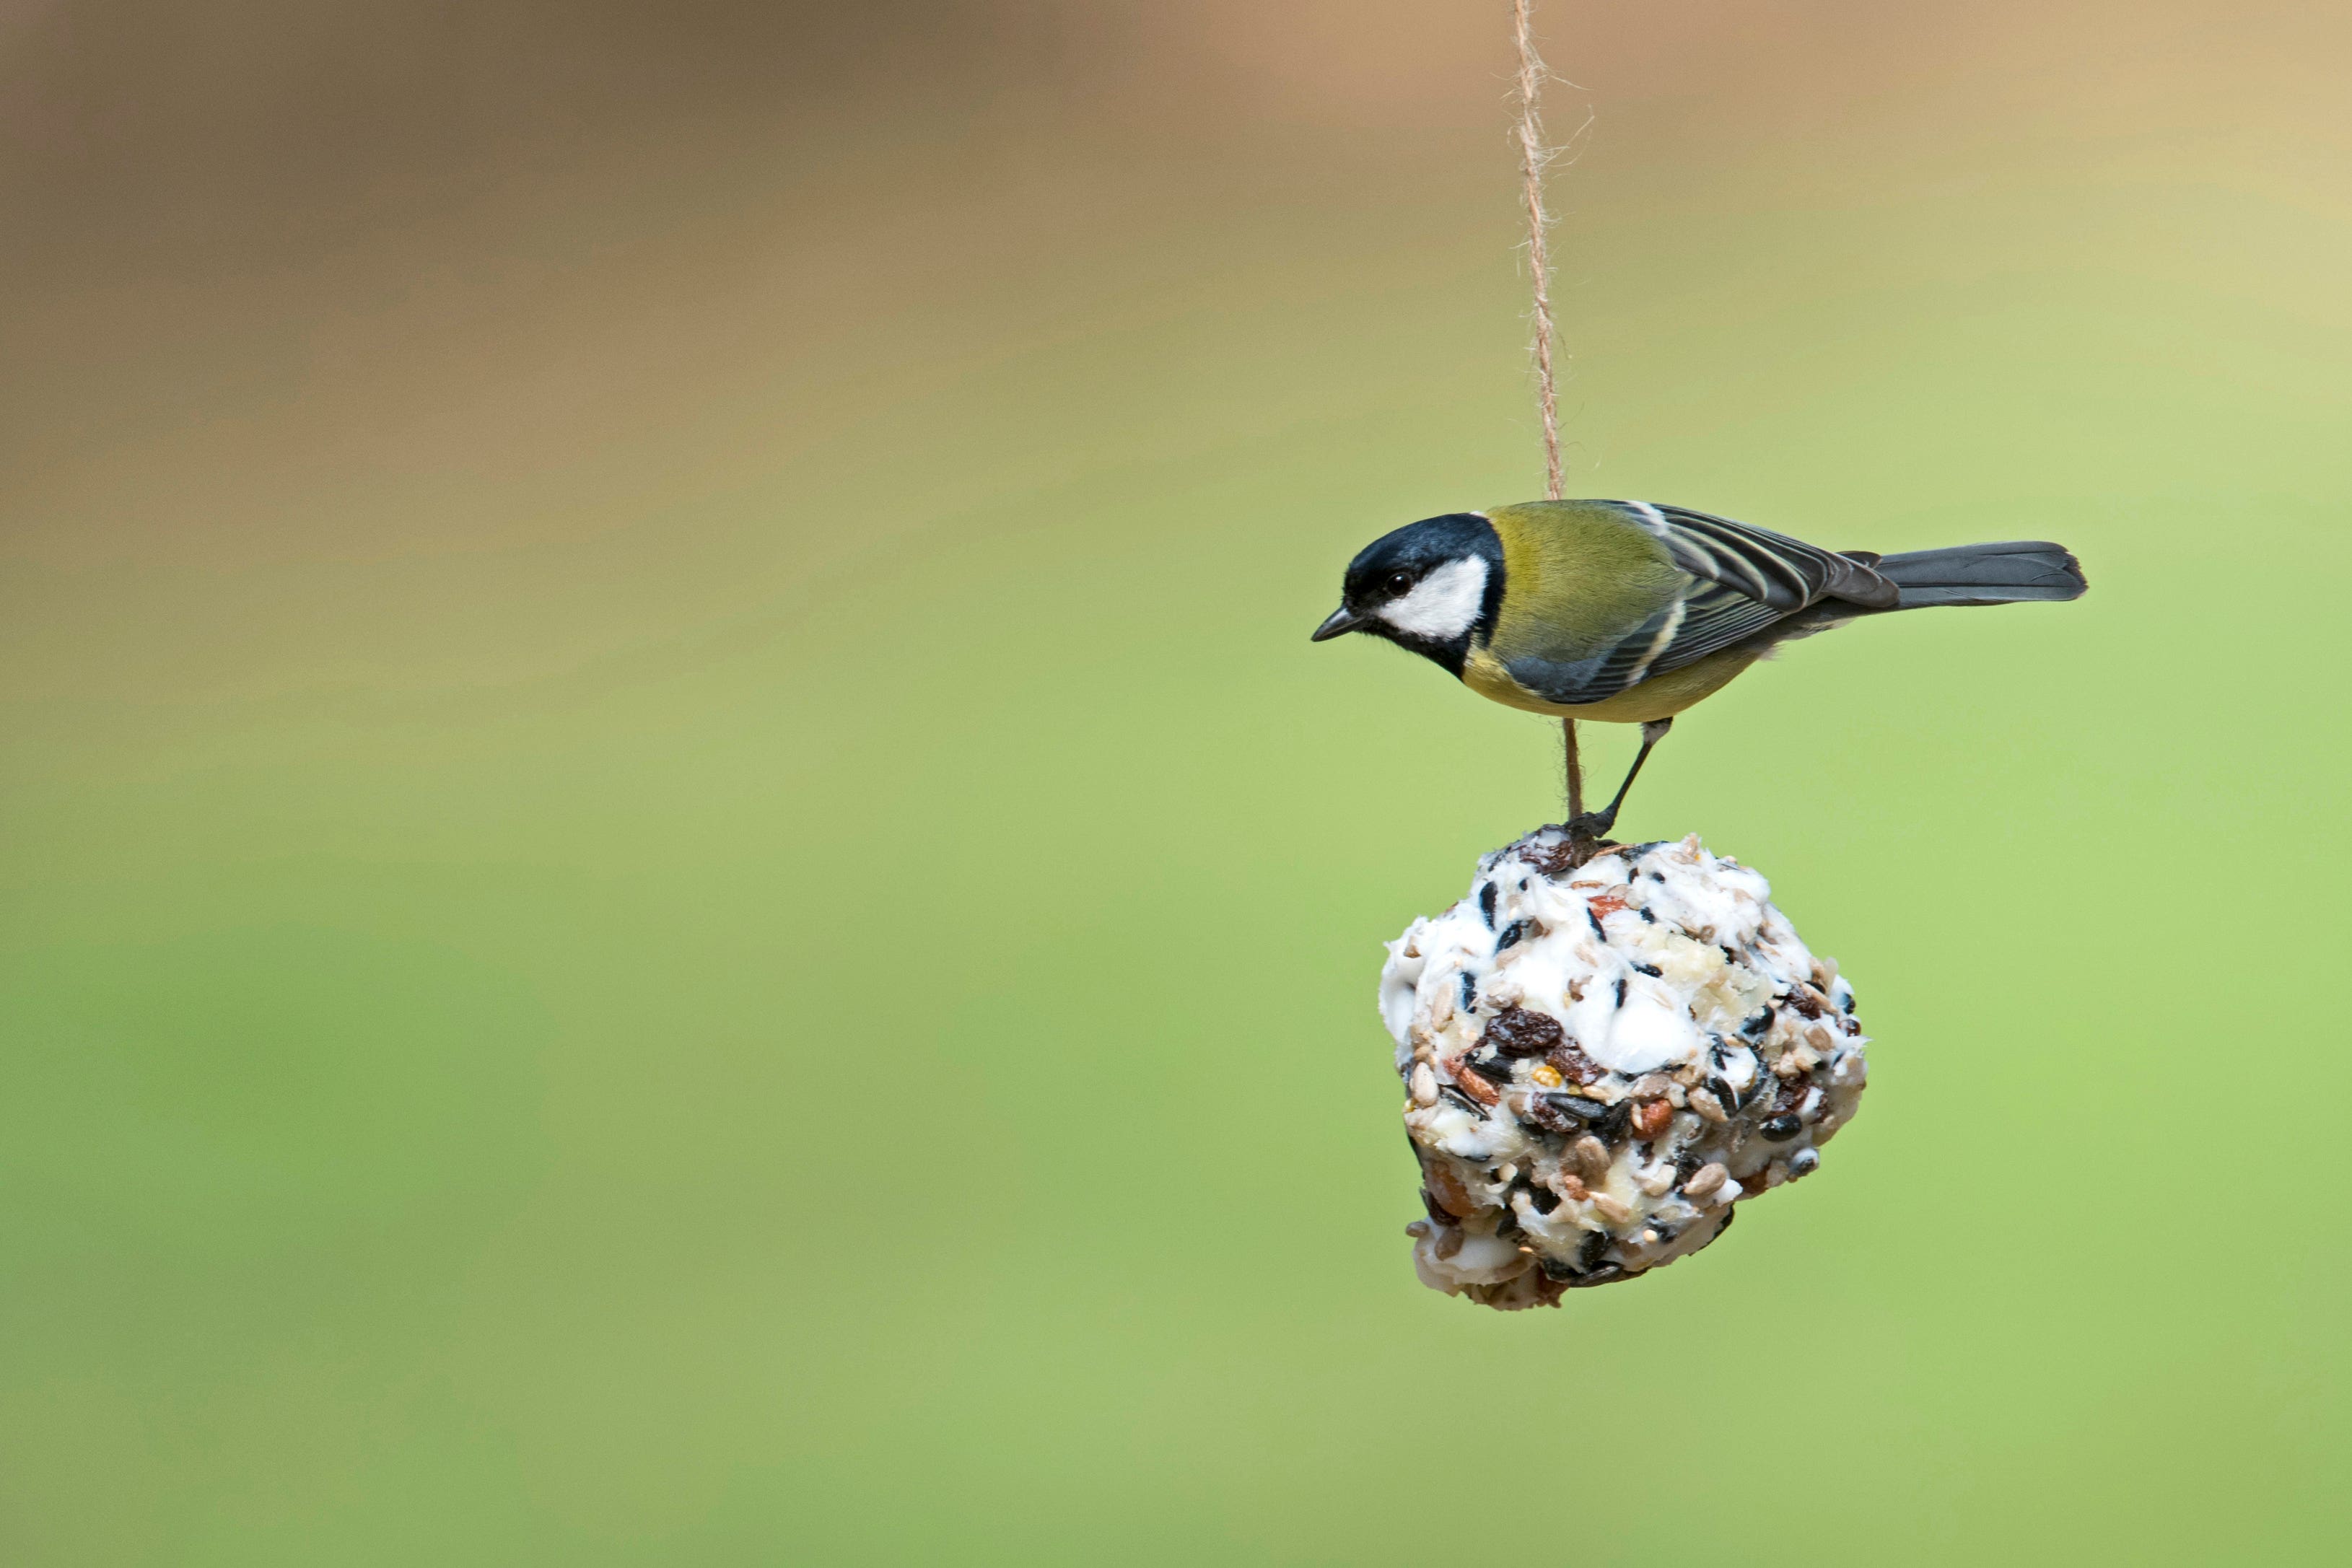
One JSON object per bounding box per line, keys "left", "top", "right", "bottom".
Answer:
{"left": 3, "top": 1, "right": 2348, "bottom": 1562}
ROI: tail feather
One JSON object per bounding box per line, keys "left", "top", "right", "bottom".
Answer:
{"left": 1867, "top": 540, "right": 2086, "bottom": 609}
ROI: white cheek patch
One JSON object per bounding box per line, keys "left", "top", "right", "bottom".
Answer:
{"left": 1378, "top": 556, "right": 1489, "bottom": 640}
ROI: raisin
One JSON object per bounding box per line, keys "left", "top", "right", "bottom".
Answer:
{"left": 1479, "top": 1005, "right": 1563, "bottom": 1058}
{"left": 1543, "top": 1041, "right": 1603, "bottom": 1085}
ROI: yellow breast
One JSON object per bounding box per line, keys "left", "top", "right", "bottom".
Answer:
{"left": 1461, "top": 644, "right": 1765, "bottom": 723}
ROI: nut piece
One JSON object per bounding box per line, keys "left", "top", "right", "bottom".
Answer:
{"left": 1630, "top": 1098, "right": 1673, "bottom": 1140}
{"left": 1591, "top": 1193, "right": 1632, "bottom": 1225}
{"left": 1571, "top": 1135, "right": 1611, "bottom": 1183}
{"left": 1552, "top": 1171, "right": 1590, "bottom": 1201}
{"left": 1684, "top": 1162, "right": 1728, "bottom": 1199}
{"left": 1689, "top": 1087, "right": 1728, "bottom": 1124}
{"left": 1409, "top": 1064, "right": 1438, "bottom": 1107}
{"left": 1453, "top": 1066, "right": 1500, "bottom": 1106}
{"left": 1422, "top": 1157, "right": 1476, "bottom": 1218}
{"left": 1638, "top": 1165, "right": 1676, "bottom": 1197}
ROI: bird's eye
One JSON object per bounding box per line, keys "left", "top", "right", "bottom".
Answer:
{"left": 1383, "top": 571, "right": 1415, "bottom": 596}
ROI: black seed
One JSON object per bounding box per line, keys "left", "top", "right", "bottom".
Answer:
{"left": 1537, "top": 1091, "right": 1604, "bottom": 1119}
{"left": 1613, "top": 976, "right": 1627, "bottom": 1008}
{"left": 1741, "top": 1007, "right": 1773, "bottom": 1038}
{"left": 1538, "top": 1253, "right": 1581, "bottom": 1280}
{"left": 1474, "top": 1052, "right": 1518, "bottom": 1082}
{"left": 1441, "top": 1088, "right": 1487, "bottom": 1116}
{"left": 1495, "top": 1206, "right": 1523, "bottom": 1239}
{"left": 1708, "top": 1041, "right": 1729, "bottom": 1070}
{"left": 1586, "top": 907, "right": 1606, "bottom": 938}
{"left": 1566, "top": 1263, "right": 1628, "bottom": 1289}
{"left": 1721, "top": 945, "right": 1739, "bottom": 964}
{"left": 1638, "top": 906, "right": 1657, "bottom": 924}
{"left": 1459, "top": 971, "right": 1478, "bottom": 1012}
{"left": 1761, "top": 1113, "right": 1802, "bottom": 1141}
{"left": 1633, "top": 961, "right": 1663, "bottom": 978}
{"left": 1528, "top": 1183, "right": 1561, "bottom": 1214}
{"left": 1674, "top": 1149, "right": 1702, "bottom": 1181}
{"left": 1578, "top": 1229, "right": 1614, "bottom": 1269}
{"left": 1649, "top": 870, "right": 1665, "bottom": 882}
{"left": 1707, "top": 1075, "right": 1735, "bottom": 1112}
{"left": 1479, "top": 882, "right": 1498, "bottom": 927}
{"left": 1842, "top": 991, "right": 1859, "bottom": 1017}
{"left": 1496, "top": 920, "right": 1527, "bottom": 952}
{"left": 1420, "top": 1188, "right": 1454, "bottom": 1224}
{"left": 1591, "top": 1100, "right": 1632, "bottom": 1143}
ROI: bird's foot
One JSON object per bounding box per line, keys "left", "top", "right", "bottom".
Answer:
{"left": 1565, "top": 808, "right": 1619, "bottom": 843}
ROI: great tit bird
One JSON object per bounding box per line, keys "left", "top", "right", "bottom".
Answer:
{"left": 1312, "top": 499, "right": 2085, "bottom": 836}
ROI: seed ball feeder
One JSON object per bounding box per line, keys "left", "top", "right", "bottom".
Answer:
{"left": 1383, "top": 826, "right": 1865, "bottom": 1308}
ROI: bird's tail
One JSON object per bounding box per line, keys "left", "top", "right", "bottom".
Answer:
{"left": 1859, "top": 541, "right": 2087, "bottom": 609}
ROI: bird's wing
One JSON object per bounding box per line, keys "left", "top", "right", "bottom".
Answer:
{"left": 1624, "top": 503, "right": 1897, "bottom": 613}
{"left": 1489, "top": 501, "right": 1892, "bottom": 707}
{"left": 1496, "top": 578, "right": 1785, "bottom": 706}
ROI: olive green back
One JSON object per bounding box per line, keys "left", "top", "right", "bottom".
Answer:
{"left": 1485, "top": 499, "right": 1687, "bottom": 664}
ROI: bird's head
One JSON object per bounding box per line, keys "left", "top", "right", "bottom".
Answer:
{"left": 1311, "top": 512, "right": 1505, "bottom": 675}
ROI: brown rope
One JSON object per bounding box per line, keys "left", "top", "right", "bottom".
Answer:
{"left": 1511, "top": 0, "right": 1565, "bottom": 504}
{"left": 1511, "top": 1, "right": 1586, "bottom": 822}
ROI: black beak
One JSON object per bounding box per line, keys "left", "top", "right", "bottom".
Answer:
{"left": 1310, "top": 605, "right": 1364, "bottom": 642}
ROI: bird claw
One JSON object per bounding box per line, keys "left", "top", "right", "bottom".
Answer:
{"left": 1565, "top": 810, "right": 1618, "bottom": 843}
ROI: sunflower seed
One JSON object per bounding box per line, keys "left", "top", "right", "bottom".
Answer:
{"left": 1572, "top": 1135, "right": 1612, "bottom": 1183}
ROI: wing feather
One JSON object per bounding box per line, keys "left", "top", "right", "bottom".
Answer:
{"left": 1492, "top": 501, "right": 1892, "bottom": 706}
{"left": 1626, "top": 502, "right": 1895, "bottom": 613}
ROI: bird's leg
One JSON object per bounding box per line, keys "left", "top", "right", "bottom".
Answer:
{"left": 1567, "top": 719, "right": 1674, "bottom": 841}
{"left": 1561, "top": 718, "right": 1585, "bottom": 823}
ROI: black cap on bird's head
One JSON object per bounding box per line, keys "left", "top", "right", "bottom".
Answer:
{"left": 1311, "top": 512, "right": 1505, "bottom": 674}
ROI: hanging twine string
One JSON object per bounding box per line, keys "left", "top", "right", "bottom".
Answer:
{"left": 1510, "top": 0, "right": 1586, "bottom": 822}
{"left": 1511, "top": 0, "right": 1565, "bottom": 505}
